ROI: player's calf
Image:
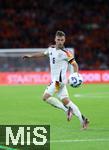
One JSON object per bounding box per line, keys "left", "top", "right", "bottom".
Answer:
{"left": 67, "top": 107, "right": 74, "bottom": 121}
{"left": 42, "top": 93, "right": 68, "bottom": 112}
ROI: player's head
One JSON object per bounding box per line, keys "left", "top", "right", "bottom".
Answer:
{"left": 55, "top": 30, "right": 65, "bottom": 48}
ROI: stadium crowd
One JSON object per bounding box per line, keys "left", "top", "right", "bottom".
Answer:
{"left": 0, "top": 0, "right": 109, "bottom": 71}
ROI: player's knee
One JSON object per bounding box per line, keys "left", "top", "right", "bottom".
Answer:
{"left": 62, "top": 97, "right": 70, "bottom": 105}
{"left": 42, "top": 95, "right": 46, "bottom": 101}
{"left": 42, "top": 93, "right": 51, "bottom": 101}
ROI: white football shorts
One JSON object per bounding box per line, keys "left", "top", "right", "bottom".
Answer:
{"left": 44, "top": 81, "right": 69, "bottom": 100}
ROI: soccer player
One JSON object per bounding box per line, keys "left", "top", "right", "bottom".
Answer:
{"left": 23, "top": 31, "right": 89, "bottom": 129}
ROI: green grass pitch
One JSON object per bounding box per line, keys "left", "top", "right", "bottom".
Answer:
{"left": 0, "top": 84, "right": 109, "bottom": 150}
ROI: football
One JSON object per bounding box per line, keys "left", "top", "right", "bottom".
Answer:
{"left": 68, "top": 72, "right": 83, "bottom": 87}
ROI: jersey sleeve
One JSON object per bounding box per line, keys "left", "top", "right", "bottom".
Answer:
{"left": 65, "top": 50, "right": 75, "bottom": 64}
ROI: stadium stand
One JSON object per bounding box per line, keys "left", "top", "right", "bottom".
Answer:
{"left": 0, "top": 0, "right": 109, "bottom": 71}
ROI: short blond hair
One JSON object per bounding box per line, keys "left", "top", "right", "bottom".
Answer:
{"left": 55, "top": 30, "right": 65, "bottom": 37}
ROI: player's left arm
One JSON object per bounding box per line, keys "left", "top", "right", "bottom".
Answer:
{"left": 66, "top": 50, "right": 79, "bottom": 73}
{"left": 70, "top": 59, "right": 79, "bottom": 73}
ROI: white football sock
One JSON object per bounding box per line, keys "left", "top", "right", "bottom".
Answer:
{"left": 46, "top": 97, "right": 68, "bottom": 112}
{"left": 66, "top": 101, "right": 83, "bottom": 124}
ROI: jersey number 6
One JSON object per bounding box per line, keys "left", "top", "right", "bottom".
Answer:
{"left": 52, "top": 57, "right": 55, "bottom": 64}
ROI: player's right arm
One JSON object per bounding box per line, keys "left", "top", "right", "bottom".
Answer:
{"left": 23, "top": 50, "right": 48, "bottom": 59}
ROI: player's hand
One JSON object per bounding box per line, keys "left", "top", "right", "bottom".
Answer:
{"left": 22, "top": 55, "right": 31, "bottom": 60}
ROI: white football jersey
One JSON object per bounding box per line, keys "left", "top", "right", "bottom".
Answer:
{"left": 44, "top": 47, "right": 74, "bottom": 84}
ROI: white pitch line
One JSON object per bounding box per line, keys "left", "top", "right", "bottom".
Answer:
{"left": 50, "top": 138, "right": 109, "bottom": 143}
{"left": 74, "top": 93, "right": 109, "bottom": 98}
